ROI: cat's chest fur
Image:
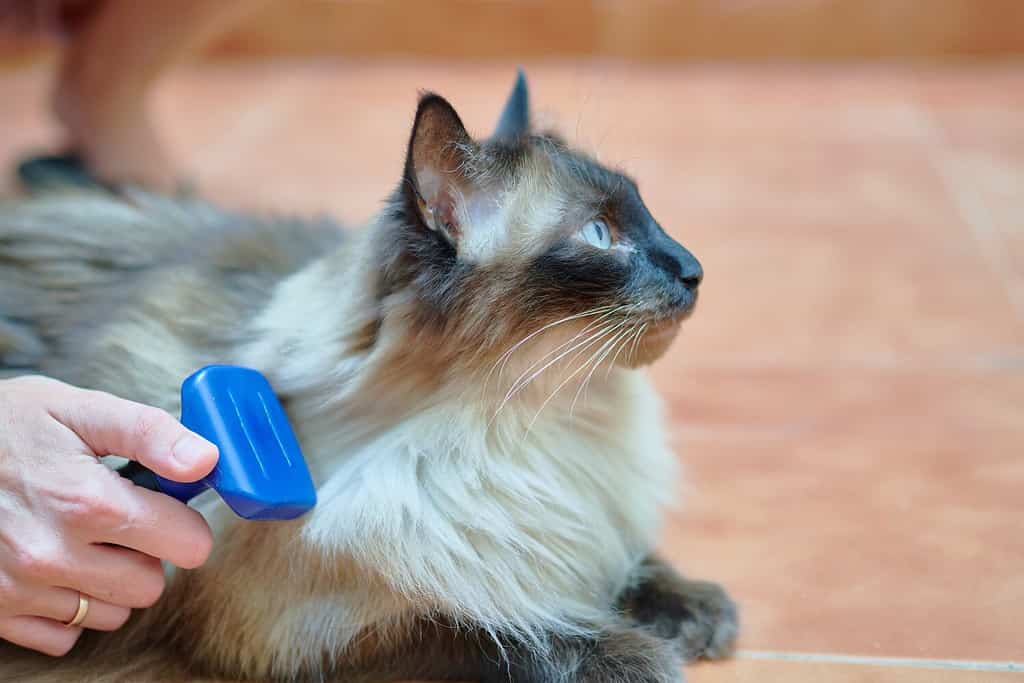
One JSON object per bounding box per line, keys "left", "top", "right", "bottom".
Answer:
{"left": 314, "top": 372, "right": 673, "bottom": 609}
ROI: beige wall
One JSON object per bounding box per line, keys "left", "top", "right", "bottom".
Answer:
{"left": 210, "top": 0, "right": 1024, "bottom": 61}
{"left": 2, "top": 0, "right": 1022, "bottom": 61}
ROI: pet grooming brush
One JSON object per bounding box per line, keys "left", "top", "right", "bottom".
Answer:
{"left": 119, "top": 365, "right": 316, "bottom": 520}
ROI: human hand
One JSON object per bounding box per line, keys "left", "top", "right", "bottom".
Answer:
{"left": 0, "top": 375, "right": 218, "bottom": 655}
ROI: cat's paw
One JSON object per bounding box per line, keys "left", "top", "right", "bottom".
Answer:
{"left": 666, "top": 579, "right": 738, "bottom": 661}
{"left": 620, "top": 568, "right": 738, "bottom": 662}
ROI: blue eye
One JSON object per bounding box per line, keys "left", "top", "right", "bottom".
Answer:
{"left": 578, "top": 219, "right": 612, "bottom": 249}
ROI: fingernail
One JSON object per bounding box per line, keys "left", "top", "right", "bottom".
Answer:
{"left": 172, "top": 434, "right": 214, "bottom": 468}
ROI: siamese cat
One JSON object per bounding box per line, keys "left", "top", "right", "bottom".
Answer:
{"left": 0, "top": 72, "right": 737, "bottom": 682}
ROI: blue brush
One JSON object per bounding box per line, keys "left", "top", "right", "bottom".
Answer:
{"left": 120, "top": 365, "right": 316, "bottom": 520}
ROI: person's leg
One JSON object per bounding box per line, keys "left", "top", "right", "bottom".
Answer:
{"left": 51, "top": 0, "right": 265, "bottom": 189}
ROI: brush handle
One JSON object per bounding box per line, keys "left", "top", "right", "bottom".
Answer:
{"left": 118, "top": 460, "right": 161, "bottom": 492}
{"left": 118, "top": 460, "right": 209, "bottom": 502}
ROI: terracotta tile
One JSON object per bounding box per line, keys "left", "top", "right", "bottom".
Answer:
{"left": 688, "top": 659, "right": 1023, "bottom": 683}
{"left": 651, "top": 368, "right": 1024, "bottom": 660}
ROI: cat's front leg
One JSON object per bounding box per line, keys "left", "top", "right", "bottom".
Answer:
{"left": 616, "top": 555, "right": 739, "bottom": 661}
{"left": 403, "top": 556, "right": 737, "bottom": 683}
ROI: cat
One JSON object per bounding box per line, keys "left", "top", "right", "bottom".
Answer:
{"left": 0, "top": 72, "right": 737, "bottom": 682}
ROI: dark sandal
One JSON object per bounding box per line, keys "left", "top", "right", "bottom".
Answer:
{"left": 16, "top": 152, "right": 197, "bottom": 198}
{"left": 15, "top": 152, "right": 110, "bottom": 194}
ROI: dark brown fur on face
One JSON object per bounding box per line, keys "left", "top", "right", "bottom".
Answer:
{"left": 379, "top": 81, "right": 703, "bottom": 377}
{"left": 0, "top": 73, "right": 736, "bottom": 682}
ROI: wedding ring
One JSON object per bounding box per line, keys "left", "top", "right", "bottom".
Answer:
{"left": 63, "top": 593, "right": 89, "bottom": 628}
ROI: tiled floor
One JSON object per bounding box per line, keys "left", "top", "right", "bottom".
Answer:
{"left": 1, "top": 59, "right": 1022, "bottom": 680}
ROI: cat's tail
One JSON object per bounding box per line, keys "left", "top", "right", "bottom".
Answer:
{"left": 0, "top": 188, "right": 211, "bottom": 373}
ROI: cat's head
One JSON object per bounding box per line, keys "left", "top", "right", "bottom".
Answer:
{"left": 380, "top": 71, "right": 701, "bottom": 380}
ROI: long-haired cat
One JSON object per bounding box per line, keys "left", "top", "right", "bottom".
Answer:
{"left": 0, "top": 72, "right": 737, "bottom": 682}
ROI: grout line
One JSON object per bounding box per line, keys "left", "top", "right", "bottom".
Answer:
{"left": 916, "top": 108, "right": 1024, "bottom": 322}
{"left": 737, "top": 650, "right": 1024, "bottom": 672}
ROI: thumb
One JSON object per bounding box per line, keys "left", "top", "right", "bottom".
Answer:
{"left": 48, "top": 382, "right": 218, "bottom": 482}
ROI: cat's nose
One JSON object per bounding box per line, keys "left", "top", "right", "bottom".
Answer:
{"left": 648, "top": 226, "right": 702, "bottom": 294}
{"left": 668, "top": 244, "right": 702, "bottom": 292}
{"left": 678, "top": 253, "right": 703, "bottom": 291}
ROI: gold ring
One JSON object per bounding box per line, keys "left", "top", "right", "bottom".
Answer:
{"left": 63, "top": 593, "right": 89, "bottom": 628}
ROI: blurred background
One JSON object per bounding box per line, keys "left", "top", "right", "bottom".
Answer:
{"left": 2, "top": 1, "right": 1022, "bottom": 681}
{"left": 5, "top": 0, "right": 1024, "bottom": 60}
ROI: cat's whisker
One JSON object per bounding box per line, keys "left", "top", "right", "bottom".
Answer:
{"left": 484, "top": 304, "right": 619, "bottom": 391}
{"left": 588, "top": 320, "right": 636, "bottom": 384}
{"left": 628, "top": 322, "right": 649, "bottom": 365}
{"left": 494, "top": 302, "right": 637, "bottom": 401}
{"left": 491, "top": 320, "right": 623, "bottom": 424}
{"left": 603, "top": 318, "right": 642, "bottom": 381}
{"left": 560, "top": 322, "right": 630, "bottom": 400}
{"left": 490, "top": 307, "right": 620, "bottom": 394}
{"left": 501, "top": 320, "right": 621, "bottom": 404}
{"left": 569, "top": 325, "right": 635, "bottom": 418}
{"left": 587, "top": 325, "right": 632, "bottom": 388}
{"left": 624, "top": 324, "right": 641, "bottom": 366}
{"left": 510, "top": 309, "right": 642, "bottom": 426}
{"left": 499, "top": 307, "right": 625, "bottom": 401}
{"left": 490, "top": 338, "right": 606, "bottom": 430}
{"left": 613, "top": 317, "right": 645, "bottom": 373}
{"left": 525, "top": 323, "right": 633, "bottom": 434}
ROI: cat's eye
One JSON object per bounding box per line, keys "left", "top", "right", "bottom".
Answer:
{"left": 578, "top": 219, "right": 613, "bottom": 250}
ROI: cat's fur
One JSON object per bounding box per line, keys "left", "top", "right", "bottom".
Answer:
{"left": 0, "top": 73, "right": 737, "bottom": 681}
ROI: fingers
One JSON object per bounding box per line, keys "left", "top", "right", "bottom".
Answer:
{"left": 0, "top": 615, "right": 82, "bottom": 657}
{"left": 92, "top": 485, "right": 214, "bottom": 570}
{"left": 13, "top": 537, "right": 167, "bottom": 609}
{"left": 33, "top": 463, "right": 213, "bottom": 570}
{"left": 45, "top": 381, "right": 218, "bottom": 482}
{"left": 61, "top": 544, "right": 166, "bottom": 609}
{"left": 0, "top": 376, "right": 212, "bottom": 661}
{"left": 20, "top": 588, "right": 130, "bottom": 632}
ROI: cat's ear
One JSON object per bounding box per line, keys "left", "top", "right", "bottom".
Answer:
{"left": 404, "top": 94, "right": 473, "bottom": 244}
{"left": 404, "top": 94, "right": 493, "bottom": 249}
{"left": 491, "top": 69, "right": 530, "bottom": 143}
